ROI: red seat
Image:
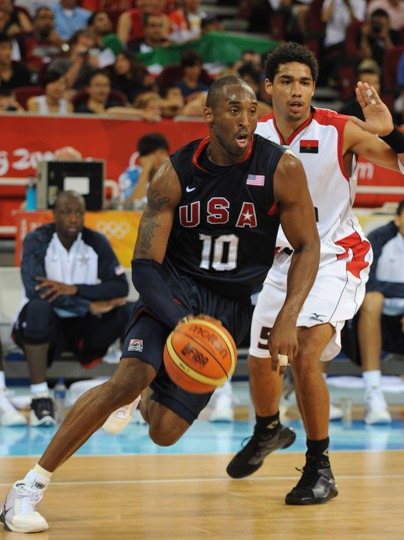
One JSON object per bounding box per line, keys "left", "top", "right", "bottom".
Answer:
{"left": 338, "top": 64, "right": 357, "bottom": 101}
{"left": 303, "top": 0, "right": 326, "bottom": 61}
{"left": 268, "top": 12, "right": 286, "bottom": 41}
{"left": 345, "top": 20, "right": 363, "bottom": 61}
{"left": 307, "top": 0, "right": 326, "bottom": 37}
{"left": 14, "top": 86, "right": 43, "bottom": 110}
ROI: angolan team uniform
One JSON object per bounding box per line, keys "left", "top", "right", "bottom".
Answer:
{"left": 250, "top": 108, "right": 373, "bottom": 361}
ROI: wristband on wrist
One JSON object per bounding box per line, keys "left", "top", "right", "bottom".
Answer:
{"left": 379, "top": 125, "right": 404, "bottom": 153}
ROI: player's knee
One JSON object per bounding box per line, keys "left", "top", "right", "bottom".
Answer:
{"left": 148, "top": 411, "right": 189, "bottom": 446}
{"left": 361, "top": 292, "right": 384, "bottom": 317}
{"left": 23, "top": 299, "right": 54, "bottom": 343}
{"left": 149, "top": 423, "right": 184, "bottom": 446}
{"left": 291, "top": 350, "right": 318, "bottom": 379}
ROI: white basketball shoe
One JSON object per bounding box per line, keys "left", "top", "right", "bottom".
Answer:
{"left": 329, "top": 403, "right": 343, "bottom": 421}
{"left": 102, "top": 396, "right": 141, "bottom": 434}
{"left": 0, "top": 479, "right": 49, "bottom": 533}
{"left": 0, "top": 390, "right": 27, "bottom": 426}
{"left": 364, "top": 387, "right": 392, "bottom": 425}
{"left": 209, "top": 381, "right": 235, "bottom": 422}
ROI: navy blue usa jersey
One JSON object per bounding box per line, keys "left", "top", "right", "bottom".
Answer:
{"left": 166, "top": 134, "right": 286, "bottom": 299}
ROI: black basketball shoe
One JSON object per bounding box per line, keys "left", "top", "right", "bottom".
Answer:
{"left": 30, "top": 397, "right": 56, "bottom": 427}
{"left": 285, "top": 456, "right": 338, "bottom": 505}
{"left": 226, "top": 424, "right": 296, "bottom": 479}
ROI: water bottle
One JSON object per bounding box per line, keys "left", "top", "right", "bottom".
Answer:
{"left": 54, "top": 378, "right": 66, "bottom": 423}
{"left": 25, "top": 175, "right": 37, "bottom": 210}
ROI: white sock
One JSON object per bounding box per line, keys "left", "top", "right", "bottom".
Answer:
{"left": 24, "top": 465, "right": 52, "bottom": 488}
{"left": 363, "top": 370, "right": 382, "bottom": 392}
{"left": 0, "top": 371, "right": 6, "bottom": 389}
{"left": 31, "top": 383, "right": 50, "bottom": 397}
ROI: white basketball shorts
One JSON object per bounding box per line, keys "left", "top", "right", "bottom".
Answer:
{"left": 250, "top": 250, "right": 371, "bottom": 361}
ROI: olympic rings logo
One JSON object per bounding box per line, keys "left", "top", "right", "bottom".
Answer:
{"left": 95, "top": 220, "right": 131, "bottom": 240}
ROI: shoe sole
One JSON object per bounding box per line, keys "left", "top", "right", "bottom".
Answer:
{"left": 103, "top": 397, "right": 141, "bottom": 434}
{"left": 0, "top": 506, "right": 49, "bottom": 533}
{"left": 285, "top": 486, "right": 339, "bottom": 505}
{"left": 103, "top": 414, "right": 132, "bottom": 434}
{"left": 227, "top": 429, "right": 297, "bottom": 479}
{"left": 364, "top": 416, "right": 392, "bottom": 425}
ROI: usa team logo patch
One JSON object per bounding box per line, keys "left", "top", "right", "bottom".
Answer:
{"left": 128, "top": 339, "right": 143, "bottom": 352}
{"left": 300, "top": 140, "right": 319, "bottom": 153}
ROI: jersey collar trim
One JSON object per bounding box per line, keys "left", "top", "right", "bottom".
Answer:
{"left": 275, "top": 107, "right": 315, "bottom": 146}
{"left": 192, "top": 135, "right": 255, "bottom": 172}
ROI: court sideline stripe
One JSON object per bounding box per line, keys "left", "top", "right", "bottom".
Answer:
{"left": 1, "top": 473, "right": 404, "bottom": 488}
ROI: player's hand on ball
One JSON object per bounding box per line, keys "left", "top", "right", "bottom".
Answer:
{"left": 194, "top": 313, "right": 223, "bottom": 326}
{"left": 164, "top": 317, "right": 237, "bottom": 393}
{"left": 176, "top": 313, "right": 223, "bottom": 330}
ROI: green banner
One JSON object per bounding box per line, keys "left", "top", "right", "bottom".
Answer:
{"left": 136, "top": 32, "right": 278, "bottom": 68}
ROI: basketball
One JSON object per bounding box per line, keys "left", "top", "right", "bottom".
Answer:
{"left": 163, "top": 318, "right": 237, "bottom": 394}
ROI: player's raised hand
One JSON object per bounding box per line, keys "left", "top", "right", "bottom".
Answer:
{"left": 350, "top": 81, "right": 394, "bottom": 136}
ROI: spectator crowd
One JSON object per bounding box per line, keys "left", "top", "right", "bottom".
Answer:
{"left": 1, "top": 0, "right": 403, "bottom": 123}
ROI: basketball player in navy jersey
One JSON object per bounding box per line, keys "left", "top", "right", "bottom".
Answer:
{"left": 227, "top": 42, "right": 404, "bottom": 505}
{"left": 1, "top": 75, "right": 320, "bottom": 533}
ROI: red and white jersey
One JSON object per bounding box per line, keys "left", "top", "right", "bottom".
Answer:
{"left": 256, "top": 108, "right": 371, "bottom": 268}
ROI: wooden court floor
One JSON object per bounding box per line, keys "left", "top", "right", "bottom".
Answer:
{"left": 1, "top": 450, "right": 403, "bottom": 540}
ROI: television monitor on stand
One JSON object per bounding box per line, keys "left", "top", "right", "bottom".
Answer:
{"left": 36, "top": 160, "right": 105, "bottom": 211}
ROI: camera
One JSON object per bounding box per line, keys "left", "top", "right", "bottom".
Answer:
{"left": 371, "top": 21, "right": 383, "bottom": 34}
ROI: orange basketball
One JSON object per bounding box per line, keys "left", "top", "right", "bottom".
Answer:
{"left": 163, "top": 318, "right": 237, "bottom": 394}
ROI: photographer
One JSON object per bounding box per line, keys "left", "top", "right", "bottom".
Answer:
{"left": 47, "top": 28, "right": 100, "bottom": 91}
{"left": 359, "top": 8, "right": 401, "bottom": 68}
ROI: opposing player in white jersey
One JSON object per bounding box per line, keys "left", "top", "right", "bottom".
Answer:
{"left": 227, "top": 41, "right": 404, "bottom": 505}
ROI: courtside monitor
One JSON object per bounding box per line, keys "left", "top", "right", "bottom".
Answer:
{"left": 36, "top": 160, "right": 105, "bottom": 210}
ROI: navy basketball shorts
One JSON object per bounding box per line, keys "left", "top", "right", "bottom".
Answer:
{"left": 121, "top": 278, "right": 252, "bottom": 425}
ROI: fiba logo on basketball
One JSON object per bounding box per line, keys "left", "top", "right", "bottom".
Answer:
{"left": 181, "top": 343, "right": 209, "bottom": 367}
